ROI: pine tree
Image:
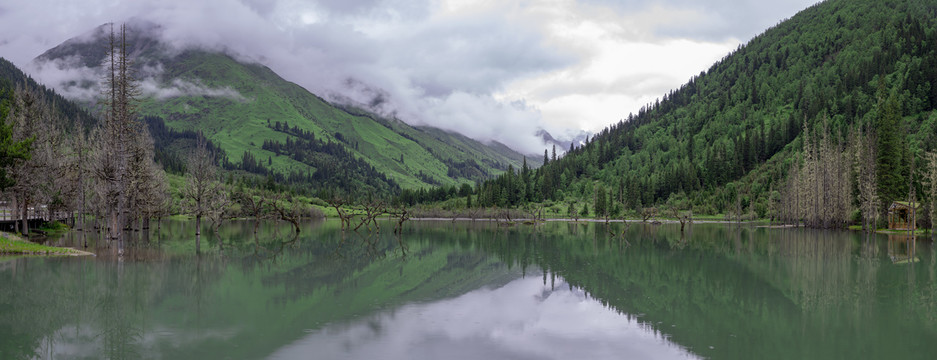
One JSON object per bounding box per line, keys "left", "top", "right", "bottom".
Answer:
{"left": 0, "top": 89, "right": 31, "bottom": 191}
{"left": 594, "top": 183, "right": 607, "bottom": 218}
{"left": 876, "top": 92, "right": 907, "bottom": 210}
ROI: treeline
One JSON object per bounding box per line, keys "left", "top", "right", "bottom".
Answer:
{"left": 0, "top": 26, "right": 326, "bottom": 244}
{"left": 443, "top": 158, "right": 489, "bottom": 179}
{"left": 145, "top": 115, "right": 226, "bottom": 174}
{"left": 260, "top": 121, "right": 400, "bottom": 196}
{"left": 0, "top": 26, "right": 169, "bottom": 240}
{"left": 144, "top": 115, "right": 402, "bottom": 199}
{"left": 401, "top": 0, "right": 937, "bottom": 229}
{"left": 0, "top": 58, "right": 97, "bottom": 131}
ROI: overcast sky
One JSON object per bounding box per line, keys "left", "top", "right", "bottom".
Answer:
{"left": 0, "top": 0, "right": 817, "bottom": 154}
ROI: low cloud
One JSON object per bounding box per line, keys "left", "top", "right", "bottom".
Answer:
{"left": 417, "top": 92, "right": 547, "bottom": 154}
{"left": 28, "top": 54, "right": 249, "bottom": 104}
{"left": 139, "top": 78, "right": 248, "bottom": 102}
{"left": 26, "top": 56, "right": 102, "bottom": 102}
{"left": 1, "top": 0, "right": 817, "bottom": 154}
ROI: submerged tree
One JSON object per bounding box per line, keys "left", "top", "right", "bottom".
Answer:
{"left": 93, "top": 23, "right": 141, "bottom": 240}
{"left": 183, "top": 133, "right": 227, "bottom": 242}
{"left": 780, "top": 116, "right": 853, "bottom": 228}
{"left": 125, "top": 126, "right": 170, "bottom": 230}
{"left": 927, "top": 152, "right": 937, "bottom": 235}
{"left": 854, "top": 124, "right": 879, "bottom": 232}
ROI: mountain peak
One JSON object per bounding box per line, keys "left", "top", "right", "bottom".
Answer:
{"left": 536, "top": 129, "right": 590, "bottom": 155}
{"left": 30, "top": 23, "right": 532, "bottom": 191}
{"left": 35, "top": 20, "right": 165, "bottom": 69}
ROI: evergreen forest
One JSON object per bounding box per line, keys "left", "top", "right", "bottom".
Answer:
{"left": 406, "top": 0, "right": 937, "bottom": 230}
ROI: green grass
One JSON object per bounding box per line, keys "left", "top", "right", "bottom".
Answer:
{"left": 37, "top": 221, "right": 70, "bottom": 237}
{"left": 136, "top": 51, "right": 528, "bottom": 190}
{"left": 0, "top": 232, "right": 90, "bottom": 255}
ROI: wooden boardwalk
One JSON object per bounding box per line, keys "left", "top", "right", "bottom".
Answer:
{"left": 0, "top": 201, "right": 71, "bottom": 232}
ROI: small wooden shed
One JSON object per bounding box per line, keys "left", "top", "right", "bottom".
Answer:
{"left": 887, "top": 201, "right": 920, "bottom": 231}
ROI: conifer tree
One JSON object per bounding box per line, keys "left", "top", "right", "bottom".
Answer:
{"left": 0, "top": 87, "right": 31, "bottom": 192}
{"left": 876, "top": 92, "right": 907, "bottom": 209}
{"left": 594, "top": 183, "right": 607, "bottom": 219}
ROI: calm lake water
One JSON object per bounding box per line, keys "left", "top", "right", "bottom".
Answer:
{"left": 2, "top": 220, "right": 936, "bottom": 359}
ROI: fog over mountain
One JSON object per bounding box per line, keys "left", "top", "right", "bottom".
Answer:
{"left": 1, "top": 0, "right": 814, "bottom": 154}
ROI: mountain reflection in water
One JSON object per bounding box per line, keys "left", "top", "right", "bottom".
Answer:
{"left": 270, "top": 275, "right": 696, "bottom": 360}
{"left": 2, "top": 220, "right": 935, "bottom": 360}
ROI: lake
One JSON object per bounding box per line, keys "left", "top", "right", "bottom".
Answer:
{"left": 1, "top": 220, "right": 935, "bottom": 359}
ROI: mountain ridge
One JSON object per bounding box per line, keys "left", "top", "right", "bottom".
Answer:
{"left": 424, "top": 0, "right": 937, "bottom": 223}
{"left": 31, "top": 22, "right": 535, "bottom": 193}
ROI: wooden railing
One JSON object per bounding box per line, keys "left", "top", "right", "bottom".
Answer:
{"left": 0, "top": 201, "right": 72, "bottom": 222}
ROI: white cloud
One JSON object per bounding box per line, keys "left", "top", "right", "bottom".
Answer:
{"left": 28, "top": 55, "right": 249, "bottom": 103}
{"left": 25, "top": 56, "right": 102, "bottom": 102}
{"left": 269, "top": 276, "right": 698, "bottom": 360}
{"left": 140, "top": 78, "right": 249, "bottom": 102}
{"left": 0, "top": 0, "right": 818, "bottom": 154}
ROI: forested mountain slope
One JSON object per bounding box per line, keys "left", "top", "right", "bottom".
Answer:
{"left": 33, "top": 23, "right": 532, "bottom": 195}
{"left": 469, "top": 0, "right": 937, "bottom": 222}
{"left": 0, "top": 58, "right": 96, "bottom": 131}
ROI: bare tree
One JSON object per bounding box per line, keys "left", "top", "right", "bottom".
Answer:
{"left": 735, "top": 187, "right": 743, "bottom": 224}
{"left": 6, "top": 83, "right": 43, "bottom": 236}
{"left": 327, "top": 197, "right": 353, "bottom": 231}
{"left": 237, "top": 190, "right": 268, "bottom": 233}
{"left": 670, "top": 206, "right": 692, "bottom": 233}
{"left": 354, "top": 200, "right": 385, "bottom": 232}
{"left": 4, "top": 82, "right": 80, "bottom": 237}
{"left": 641, "top": 207, "right": 658, "bottom": 222}
{"left": 389, "top": 206, "right": 410, "bottom": 234}
{"left": 125, "top": 127, "right": 169, "bottom": 230}
{"left": 59, "top": 118, "right": 91, "bottom": 230}
{"left": 270, "top": 193, "right": 304, "bottom": 234}
{"left": 907, "top": 144, "right": 917, "bottom": 236}
{"left": 93, "top": 23, "right": 143, "bottom": 240}
{"left": 781, "top": 116, "right": 854, "bottom": 229}
{"left": 182, "top": 133, "right": 226, "bottom": 240}
{"left": 927, "top": 152, "right": 937, "bottom": 236}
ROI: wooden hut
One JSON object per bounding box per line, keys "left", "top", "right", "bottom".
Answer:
{"left": 887, "top": 201, "right": 920, "bottom": 231}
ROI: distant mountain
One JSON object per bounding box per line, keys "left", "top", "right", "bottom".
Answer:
{"left": 466, "top": 0, "right": 937, "bottom": 218}
{"left": 32, "top": 22, "right": 533, "bottom": 194}
{"left": 535, "top": 129, "right": 590, "bottom": 155}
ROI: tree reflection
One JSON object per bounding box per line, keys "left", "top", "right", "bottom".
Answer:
{"left": 6, "top": 220, "right": 937, "bottom": 360}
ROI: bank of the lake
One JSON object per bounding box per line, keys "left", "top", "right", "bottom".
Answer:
{"left": 0, "top": 232, "right": 93, "bottom": 256}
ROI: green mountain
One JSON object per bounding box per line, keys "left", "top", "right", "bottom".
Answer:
{"left": 33, "top": 23, "right": 533, "bottom": 194}
{"left": 0, "top": 58, "right": 96, "bottom": 132}
{"left": 463, "top": 0, "right": 937, "bottom": 221}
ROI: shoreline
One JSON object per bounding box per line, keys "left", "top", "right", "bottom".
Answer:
{"left": 0, "top": 232, "right": 94, "bottom": 257}
{"left": 403, "top": 217, "right": 765, "bottom": 225}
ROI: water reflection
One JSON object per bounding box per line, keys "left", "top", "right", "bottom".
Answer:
{"left": 270, "top": 276, "right": 697, "bottom": 360}
{"left": 2, "top": 220, "right": 936, "bottom": 360}
{"left": 888, "top": 234, "right": 920, "bottom": 264}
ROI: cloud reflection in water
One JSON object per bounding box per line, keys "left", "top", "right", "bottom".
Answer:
{"left": 270, "top": 275, "right": 698, "bottom": 360}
